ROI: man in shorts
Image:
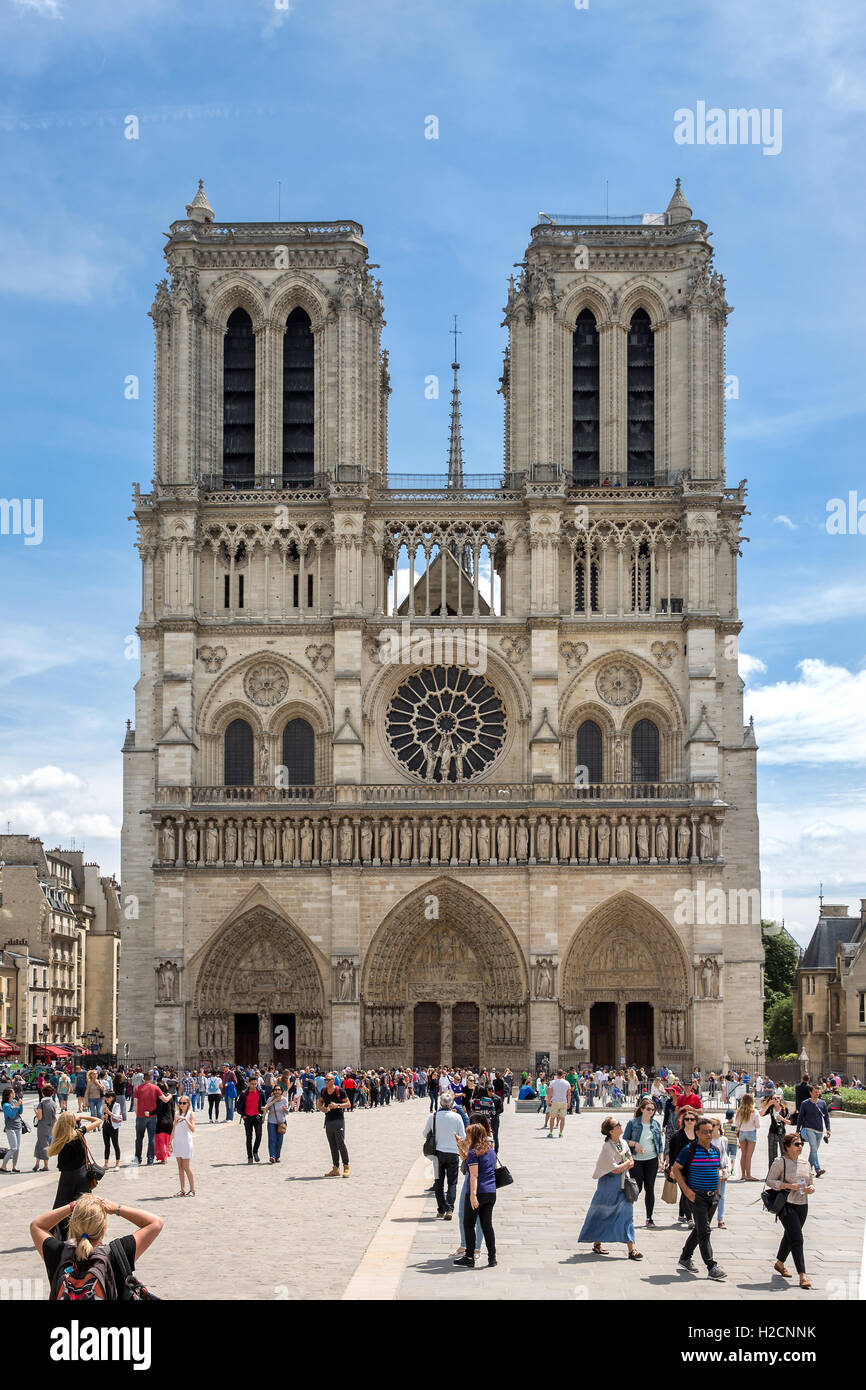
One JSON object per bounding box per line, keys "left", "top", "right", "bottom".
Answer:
{"left": 546, "top": 1069, "right": 572, "bottom": 1138}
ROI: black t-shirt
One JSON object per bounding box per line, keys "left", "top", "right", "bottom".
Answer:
{"left": 321, "top": 1087, "right": 347, "bottom": 1117}
{"left": 41, "top": 1233, "right": 136, "bottom": 1297}
{"left": 57, "top": 1136, "right": 87, "bottom": 1171}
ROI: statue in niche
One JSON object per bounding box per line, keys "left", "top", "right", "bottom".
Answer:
{"left": 453, "top": 741, "right": 465, "bottom": 782}
{"left": 360, "top": 820, "right": 372, "bottom": 862}
{"left": 299, "top": 819, "right": 313, "bottom": 863}
{"left": 458, "top": 818, "right": 472, "bottom": 862}
{"left": 281, "top": 820, "right": 295, "bottom": 863}
{"left": 677, "top": 818, "right": 691, "bottom": 861}
{"left": 655, "top": 818, "right": 669, "bottom": 861}
{"left": 661, "top": 1012, "right": 670, "bottom": 1046}
{"left": 438, "top": 732, "right": 455, "bottom": 781}
{"left": 418, "top": 819, "right": 432, "bottom": 862}
{"left": 577, "top": 818, "right": 589, "bottom": 860}
{"left": 536, "top": 817, "right": 550, "bottom": 860}
{"left": 596, "top": 819, "right": 610, "bottom": 861}
{"left": 675, "top": 1012, "right": 683, "bottom": 1047}
{"left": 262, "top": 820, "right": 276, "bottom": 863}
{"left": 700, "top": 957, "right": 714, "bottom": 998}
{"left": 438, "top": 819, "right": 452, "bottom": 861}
{"left": 225, "top": 821, "right": 238, "bottom": 862}
{"left": 242, "top": 822, "right": 256, "bottom": 863}
{"left": 614, "top": 734, "right": 625, "bottom": 781}
{"left": 156, "top": 961, "right": 178, "bottom": 1003}
{"left": 260, "top": 739, "right": 269, "bottom": 784}
{"left": 185, "top": 822, "right": 198, "bottom": 863}
{"left": 511, "top": 819, "right": 525, "bottom": 861}
{"left": 476, "top": 818, "right": 490, "bottom": 861}
{"left": 380, "top": 818, "right": 392, "bottom": 863}
{"left": 636, "top": 817, "right": 650, "bottom": 861}
{"left": 337, "top": 960, "right": 356, "bottom": 1001}
{"left": 616, "top": 817, "right": 630, "bottom": 861}
{"left": 320, "top": 819, "right": 333, "bottom": 863}
{"left": 400, "top": 819, "right": 413, "bottom": 861}
{"left": 161, "top": 822, "right": 175, "bottom": 863}
{"left": 205, "top": 822, "right": 219, "bottom": 863}
{"left": 534, "top": 958, "right": 554, "bottom": 999}
{"left": 699, "top": 816, "right": 714, "bottom": 862}
{"left": 339, "top": 819, "right": 354, "bottom": 862}
{"left": 424, "top": 742, "right": 438, "bottom": 781}
{"left": 558, "top": 816, "right": 570, "bottom": 861}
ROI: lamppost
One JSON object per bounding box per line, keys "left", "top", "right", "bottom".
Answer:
{"left": 744, "top": 1036, "right": 769, "bottom": 1078}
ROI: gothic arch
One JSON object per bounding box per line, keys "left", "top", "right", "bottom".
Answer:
{"left": 362, "top": 877, "right": 528, "bottom": 1006}
{"left": 191, "top": 897, "right": 327, "bottom": 1017}
{"left": 561, "top": 891, "right": 691, "bottom": 1010}
{"left": 615, "top": 276, "right": 674, "bottom": 330}
{"left": 268, "top": 273, "right": 331, "bottom": 333}
{"left": 560, "top": 702, "right": 616, "bottom": 782}
{"left": 559, "top": 649, "right": 684, "bottom": 733}
{"left": 197, "top": 649, "right": 333, "bottom": 737}
{"left": 205, "top": 274, "right": 268, "bottom": 334}
{"left": 557, "top": 277, "right": 616, "bottom": 329}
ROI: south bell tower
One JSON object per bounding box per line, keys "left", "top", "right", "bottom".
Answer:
{"left": 121, "top": 182, "right": 762, "bottom": 1076}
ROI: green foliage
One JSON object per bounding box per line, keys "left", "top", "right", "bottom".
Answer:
{"left": 766, "top": 995, "right": 796, "bottom": 1055}
{"left": 762, "top": 920, "right": 799, "bottom": 1005}
{"left": 782, "top": 1084, "right": 866, "bottom": 1114}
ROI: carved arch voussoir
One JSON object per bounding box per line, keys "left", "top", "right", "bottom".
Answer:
{"left": 204, "top": 274, "right": 268, "bottom": 334}
{"left": 561, "top": 891, "right": 691, "bottom": 1008}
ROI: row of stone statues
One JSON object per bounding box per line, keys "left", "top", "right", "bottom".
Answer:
{"left": 486, "top": 1006, "right": 525, "bottom": 1045}
{"left": 365, "top": 1007, "right": 405, "bottom": 1047}
{"left": 159, "top": 812, "right": 719, "bottom": 867}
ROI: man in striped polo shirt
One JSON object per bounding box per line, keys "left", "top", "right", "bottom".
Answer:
{"left": 673, "top": 1117, "right": 727, "bottom": 1281}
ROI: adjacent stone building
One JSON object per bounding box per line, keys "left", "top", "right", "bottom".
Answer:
{"left": 121, "top": 180, "right": 763, "bottom": 1073}
{"left": 796, "top": 899, "right": 866, "bottom": 1076}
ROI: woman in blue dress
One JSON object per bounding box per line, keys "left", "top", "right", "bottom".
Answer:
{"left": 578, "top": 1116, "right": 643, "bottom": 1259}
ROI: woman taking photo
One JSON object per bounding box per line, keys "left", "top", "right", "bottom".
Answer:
{"left": 33, "top": 1084, "right": 57, "bottom": 1172}
{"left": 85, "top": 1070, "right": 103, "bottom": 1119}
{"left": 171, "top": 1093, "right": 196, "bottom": 1195}
{"left": 452, "top": 1121, "right": 497, "bottom": 1268}
{"left": 31, "top": 1191, "right": 163, "bottom": 1299}
{"left": 1, "top": 1085, "right": 24, "bottom": 1173}
{"left": 766, "top": 1130, "right": 815, "bottom": 1288}
{"left": 578, "top": 1117, "right": 643, "bottom": 1259}
{"left": 734, "top": 1094, "right": 760, "bottom": 1180}
{"left": 47, "top": 1110, "right": 102, "bottom": 1239}
{"left": 154, "top": 1088, "right": 175, "bottom": 1164}
{"left": 101, "top": 1091, "right": 124, "bottom": 1170}
{"left": 761, "top": 1092, "right": 793, "bottom": 1169}
{"left": 264, "top": 1084, "right": 290, "bottom": 1163}
{"left": 623, "top": 1098, "right": 664, "bottom": 1227}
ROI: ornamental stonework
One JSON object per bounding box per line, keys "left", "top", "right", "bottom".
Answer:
{"left": 385, "top": 666, "right": 507, "bottom": 782}
{"left": 243, "top": 663, "right": 289, "bottom": 706}
{"left": 596, "top": 661, "right": 641, "bottom": 707}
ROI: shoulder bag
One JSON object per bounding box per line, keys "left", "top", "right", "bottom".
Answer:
{"left": 81, "top": 1136, "right": 105, "bottom": 1190}
{"left": 761, "top": 1156, "right": 791, "bottom": 1216}
{"left": 422, "top": 1111, "right": 438, "bottom": 1157}
{"left": 493, "top": 1154, "right": 514, "bottom": 1188}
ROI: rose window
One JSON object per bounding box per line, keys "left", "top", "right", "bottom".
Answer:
{"left": 244, "top": 663, "right": 289, "bottom": 707}
{"left": 385, "top": 666, "right": 506, "bottom": 782}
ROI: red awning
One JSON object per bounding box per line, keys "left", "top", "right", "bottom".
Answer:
{"left": 0, "top": 1039, "right": 20, "bottom": 1056}
{"left": 34, "top": 1044, "right": 73, "bottom": 1059}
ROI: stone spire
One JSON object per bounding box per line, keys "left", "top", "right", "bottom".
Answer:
{"left": 446, "top": 317, "right": 465, "bottom": 490}
{"left": 186, "top": 179, "right": 214, "bottom": 224}
{"left": 665, "top": 177, "right": 692, "bottom": 225}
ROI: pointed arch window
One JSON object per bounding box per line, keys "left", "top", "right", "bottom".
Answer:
{"left": 572, "top": 308, "right": 600, "bottom": 484}
{"left": 224, "top": 718, "right": 254, "bottom": 786}
{"left": 631, "top": 540, "right": 651, "bottom": 612}
{"left": 577, "top": 719, "right": 603, "bottom": 784}
{"left": 223, "top": 308, "right": 256, "bottom": 483}
{"left": 627, "top": 308, "right": 654, "bottom": 484}
{"left": 282, "top": 718, "right": 315, "bottom": 785}
{"left": 631, "top": 718, "right": 659, "bottom": 782}
{"left": 282, "top": 307, "right": 315, "bottom": 486}
{"left": 574, "top": 547, "right": 600, "bottom": 613}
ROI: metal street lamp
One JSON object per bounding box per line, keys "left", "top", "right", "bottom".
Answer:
{"left": 744, "top": 1036, "right": 769, "bottom": 1075}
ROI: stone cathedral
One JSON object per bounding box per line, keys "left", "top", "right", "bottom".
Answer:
{"left": 120, "top": 179, "right": 763, "bottom": 1073}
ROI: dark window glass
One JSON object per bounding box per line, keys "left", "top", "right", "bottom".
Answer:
{"left": 223, "top": 308, "right": 255, "bottom": 483}
{"left": 282, "top": 308, "right": 314, "bottom": 486}
{"left": 631, "top": 718, "right": 659, "bottom": 782}
{"left": 292, "top": 573, "right": 299, "bottom": 608}
{"left": 224, "top": 574, "right": 230, "bottom": 608}
{"left": 572, "top": 309, "right": 600, "bottom": 484}
{"left": 575, "top": 555, "right": 599, "bottom": 612}
{"left": 627, "top": 308, "right": 654, "bottom": 484}
{"left": 224, "top": 719, "right": 254, "bottom": 785}
{"left": 307, "top": 573, "right": 314, "bottom": 608}
{"left": 238, "top": 573, "right": 244, "bottom": 609}
{"left": 577, "top": 720, "right": 603, "bottom": 783}
{"left": 282, "top": 718, "right": 315, "bottom": 785}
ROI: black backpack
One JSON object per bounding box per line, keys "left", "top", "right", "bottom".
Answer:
{"left": 50, "top": 1243, "right": 117, "bottom": 1301}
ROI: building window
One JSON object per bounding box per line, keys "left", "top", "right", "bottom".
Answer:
{"left": 859, "top": 993, "right": 865, "bottom": 1026}
{"left": 805, "top": 1013, "right": 813, "bottom": 1033}
{"left": 572, "top": 308, "right": 599, "bottom": 483}
{"left": 833, "top": 994, "right": 840, "bottom": 1025}
{"left": 282, "top": 307, "right": 315, "bottom": 485}
{"left": 576, "top": 720, "right": 603, "bottom": 784}
{"left": 574, "top": 551, "right": 599, "bottom": 612}
{"left": 224, "top": 718, "right": 254, "bottom": 786}
{"left": 631, "top": 541, "right": 651, "bottom": 612}
{"left": 631, "top": 718, "right": 660, "bottom": 782}
{"left": 223, "top": 307, "right": 256, "bottom": 483}
{"left": 627, "top": 308, "right": 654, "bottom": 483}
{"left": 281, "top": 718, "right": 315, "bottom": 785}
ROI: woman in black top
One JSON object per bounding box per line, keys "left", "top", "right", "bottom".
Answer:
{"left": 154, "top": 1090, "right": 176, "bottom": 1163}
{"left": 47, "top": 1110, "right": 102, "bottom": 1239}
{"left": 761, "top": 1093, "right": 794, "bottom": 1169}
{"left": 31, "top": 1191, "right": 163, "bottom": 1300}
{"left": 667, "top": 1107, "right": 698, "bottom": 1224}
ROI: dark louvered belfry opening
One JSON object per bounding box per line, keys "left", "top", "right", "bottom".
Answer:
{"left": 223, "top": 308, "right": 256, "bottom": 483}
{"left": 282, "top": 307, "right": 315, "bottom": 486}
{"left": 627, "top": 308, "right": 654, "bottom": 484}
{"left": 631, "top": 718, "right": 659, "bottom": 782}
{"left": 224, "top": 718, "right": 254, "bottom": 785}
{"left": 282, "top": 718, "right": 315, "bottom": 784}
{"left": 572, "top": 308, "right": 600, "bottom": 484}
{"left": 574, "top": 554, "right": 600, "bottom": 612}
{"left": 577, "top": 720, "right": 603, "bottom": 784}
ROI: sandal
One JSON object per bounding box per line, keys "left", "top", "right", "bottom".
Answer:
{"left": 591, "top": 1243, "right": 610, "bottom": 1255}
{"left": 628, "top": 1249, "right": 644, "bottom": 1260}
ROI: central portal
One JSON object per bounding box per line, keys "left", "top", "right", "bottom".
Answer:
{"left": 407, "top": 925, "right": 484, "bottom": 1065}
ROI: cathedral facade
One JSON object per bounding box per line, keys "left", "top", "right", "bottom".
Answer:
{"left": 120, "top": 180, "right": 763, "bottom": 1073}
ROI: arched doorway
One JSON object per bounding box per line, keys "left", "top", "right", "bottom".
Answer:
{"left": 192, "top": 904, "right": 326, "bottom": 1068}
{"left": 561, "top": 892, "right": 691, "bottom": 1071}
{"left": 362, "top": 878, "right": 528, "bottom": 1067}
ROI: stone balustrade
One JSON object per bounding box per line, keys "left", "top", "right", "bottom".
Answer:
{"left": 154, "top": 780, "right": 721, "bottom": 808}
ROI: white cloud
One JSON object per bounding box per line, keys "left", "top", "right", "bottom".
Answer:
{"left": 757, "top": 791, "right": 866, "bottom": 945}
{"left": 0, "top": 766, "right": 85, "bottom": 795}
{"left": 12, "top": 0, "right": 63, "bottom": 16}
{"left": 738, "top": 652, "right": 767, "bottom": 682}
{"left": 773, "top": 515, "right": 797, "bottom": 531}
{"left": 746, "top": 658, "right": 866, "bottom": 764}
{"left": 0, "top": 622, "right": 96, "bottom": 685}
{"left": 746, "top": 580, "right": 866, "bottom": 630}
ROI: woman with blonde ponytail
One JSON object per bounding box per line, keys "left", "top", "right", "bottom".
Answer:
{"left": 47, "top": 1109, "right": 102, "bottom": 1239}
{"left": 30, "top": 1193, "right": 163, "bottom": 1300}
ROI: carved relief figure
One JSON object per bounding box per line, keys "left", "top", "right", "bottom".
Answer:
{"left": 476, "top": 818, "right": 490, "bottom": 862}
{"left": 161, "top": 822, "right": 175, "bottom": 863}
{"left": 360, "top": 820, "right": 373, "bottom": 863}
{"left": 438, "top": 819, "right": 452, "bottom": 862}
{"left": 513, "top": 819, "right": 526, "bottom": 861}
{"left": 300, "top": 819, "right": 313, "bottom": 863}
{"left": 225, "top": 821, "right": 238, "bottom": 862}
{"left": 458, "top": 817, "right": 472, "bottom": 863}
{"left": 156, "top": 961, "right": 178, "bottom": 1003}
{"left": 616, "top": 817, "right": 630, "bottom": 861}
{"left": 596, "top": 819, "right": 610, "bottom": 861}
{"left": 699, "top": 816, "right": 714, "bottom": 862}
{"left": 636, "top": 817, "right": 650, "bottom": 862}
{"left": 577, "top": 818, "right": 590, "bottom": 861}
{"left": 453, "top": 742, "right": 465, "bottom": 782}
{"left": 534, "top": 957, "right": 554, "bottom": 999}
{"left": 320, "top": 819, "right": 333, "bottom": 863}
{"left": 418, "top": 819, "right": 432, "bottom": 862}
{"left": 655, "top": 818, "right": 669, "bottom": 861}
{"left": 424, "top": 742, "right": 438, "bottom": 780}
{"left": 205, "top": 822, "right": 219, "bottom": 863}
{"left": 613, "top": 734, "right": 624, "bottom": 781}
{"left": 339, "top": 819, "right": 354, "bottom": 862}
{"left": 262, "top": 820, "right": 276, "bottom": 863}
{"left": 242, "top": 822, "right": 256, "bottom": 863}
{"left": 677, "top": 818, "right": 691, "bottom": 861}
{"left": 536, "top": 817, "right": 550, "bottom": 860}
{"left": 558, "top": 816, "right": 570, "bottom": 861}
{"left": 379, "top": 818, "right": 392, "bottom": 863}
{"left": 185, "top": 822, "right": 198, "bottom": 864}
{"left": 280, "top": 820, "right": 294, "bottom": 864}
{"left": 400, "top": 819, "right": 413, "bottom": 861}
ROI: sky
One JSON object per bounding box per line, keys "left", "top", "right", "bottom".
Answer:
{"left": 0, "top": 0, "right": 863, "bottom": 946}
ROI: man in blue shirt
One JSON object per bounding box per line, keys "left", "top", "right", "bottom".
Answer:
{"left": 673, "top": 1117, "right": 726, "bottom": 1282}
{"left": 796, "top": 1084, "right": 830, "bottom": 1176}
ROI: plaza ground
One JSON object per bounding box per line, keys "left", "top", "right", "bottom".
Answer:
{"left": 0, "top": 1099, "right": 863, "bottom": 1301}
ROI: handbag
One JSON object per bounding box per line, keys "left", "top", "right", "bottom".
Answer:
{"left": 661, "top": 1175, "right": 678, "bottom": 1204}
{"left": 276, "top": 1122, "right": 287, "bottom": 1134}
{"left": 493, "top": 1157, "right": 513, "bottom": 1188}
{"left": 422, "top": 1111, "right": 438, "bottom": 1157}
{"left": 761, "top": 1156, "right": 792, "bottom": 1215}
{"left": 623, "top": 1173, "right": 639, "bottom": 1203}
{"left": 82, "top": 1137, "right": 105, "bottom": 1191}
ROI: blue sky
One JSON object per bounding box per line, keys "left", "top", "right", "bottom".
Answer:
{"left": 0, "top": 0, "right": 863, "bottom": 944}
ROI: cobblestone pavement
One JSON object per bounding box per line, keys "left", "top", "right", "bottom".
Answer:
{"left": 0, "top": 1099, "right": 863, "bottom": 1301}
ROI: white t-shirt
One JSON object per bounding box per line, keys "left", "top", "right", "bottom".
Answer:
{"left": 439, "top": 1073, "right": 451, "bottom": 1092}
{"left": 109, "top": 1101, "right": 123, "bottom": 1130}
{"left": 548, "top": 1077, "right": 570, "bottom": 1103}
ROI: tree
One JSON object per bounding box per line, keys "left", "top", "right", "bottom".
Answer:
{"left": 762, "top": 920, "right": 799, "bottom": 1012}
{"left": 766, "top": 996, "right": 795, "bottom": 1056}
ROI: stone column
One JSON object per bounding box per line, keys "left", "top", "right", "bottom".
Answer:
{"left": 616, "top": 1001, "right": 627, "bottom": 1066}
{"left": 257, "top": 1010, "right": 270, "bottom": 1068}
{"left": 441, "top": 1004, "right": 453, "bottom": 1066}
